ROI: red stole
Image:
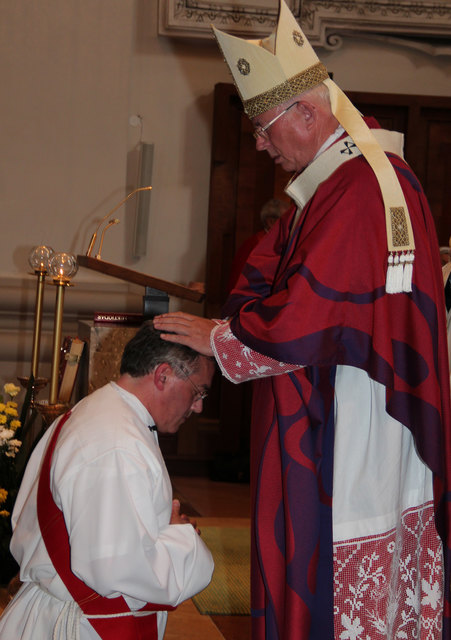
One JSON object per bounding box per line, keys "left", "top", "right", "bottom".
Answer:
{"left": 37, "top": 411, "right": 176, "bottom": 640}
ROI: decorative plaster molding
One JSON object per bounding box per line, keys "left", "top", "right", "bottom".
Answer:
{"left": 158, "top": 0, "right": 451, "bottom": 55}
{"left": 158, "top": 0, "right": 300, "bottom": 38}
{"left": 302, "top": 0, "right": 451, "bottom": 54}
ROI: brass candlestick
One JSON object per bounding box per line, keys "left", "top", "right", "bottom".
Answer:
{"left": 48, "top": 252, "right": 78, "bottom": 405}
{"left": 31, "top": 269, "right": 46, "bottom": 379}
{"left": 48, "top": 277, "right": 69, "bottom": 404}
{"left": 33, "top": 252, "right": 78, "bottom": 417}
{"left": 18, "top": 246, "right": 55, "bottom": 402}
{"left": 17, "top": 375, "right": 48, "bottom": 406}
{"left": 29, "top": 250, "right": 77, "bottom": 428}
{"left": 29, "top": 245, "right": 54, "bottom": 378}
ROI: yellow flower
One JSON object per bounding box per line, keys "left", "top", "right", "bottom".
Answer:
{"left": 0, "top": 510, "right": 10, "bottom": 518}
{"left": 9, "top": 419, "right": 21, "bottom": 430}
{"left": 0, "top": 403, "right": 5, "bottom": 412}
{"left": 5, "top": 406, "right": 18, "bottom": 417}
{"left": 6, "top": 401, "right": 18, "bottom": 409}
{"left": 0, "top": 488, "right": 8, "bottom": 504}
{"left": 0, "top": 414, "right": 6, "bottom": 425}
{"left": 4, "top": 383, "right": 20, "bottom": 398}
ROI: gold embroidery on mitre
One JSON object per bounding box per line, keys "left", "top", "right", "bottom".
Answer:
{"left": 237, "top": 58, "right": 251, "bottom": 76}
{"left": 390, "top": 207, "right": 410, "bottom": 247}
{"left": 292, "top": 30, "right": 304, "bottom": 46}
{"left": 243, "top": 62, "right": 329, "bottom": 118}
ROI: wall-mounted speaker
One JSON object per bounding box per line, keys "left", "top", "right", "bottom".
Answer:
{"left": 132, "top": 142, "right": 154, "bottom": 258}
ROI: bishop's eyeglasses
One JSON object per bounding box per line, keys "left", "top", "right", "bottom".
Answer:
{"left": 253, "top": 101, "right": 299, "bottom": 140}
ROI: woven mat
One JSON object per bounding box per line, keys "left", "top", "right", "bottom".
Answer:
{"left": 192, "top": 526, "right": 250, "bottom": 616}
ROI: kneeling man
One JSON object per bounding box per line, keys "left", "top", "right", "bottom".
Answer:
{"left": 0, "top": 322, "right": 215, "bottom": 639}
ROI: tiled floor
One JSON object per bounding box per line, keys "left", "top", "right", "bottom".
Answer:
{"left": 168, "top": 476, "right": 251, "bottom": 640}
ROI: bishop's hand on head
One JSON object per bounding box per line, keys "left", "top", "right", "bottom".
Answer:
{"left": 153, "top": 313, "right": 215, "bottom": 357}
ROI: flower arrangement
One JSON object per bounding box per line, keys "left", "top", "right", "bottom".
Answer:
{"left": 0, "top": 382, "right": 22, "bottom": 585}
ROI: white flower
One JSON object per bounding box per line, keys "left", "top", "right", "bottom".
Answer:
{"left": 7, "top": 439, "right": 21, "bottom": 457}
{"left": 421, "top": 579, "right": 441, "bottom": 610}
{"left": 340, "top": 613, "right": 364, "bottom": 640}
{"left": 0, "top": 428, "right": 15, "bottom": 445}
{"left": 5, "top": 437, "right": 21, "bottom": 457}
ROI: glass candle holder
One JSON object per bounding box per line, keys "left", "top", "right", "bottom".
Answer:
{"left": 28, "top": 245, "right": 54, "bottom": 273}
{"left": 48, "top": 252, "right": 78, "bottom": 283}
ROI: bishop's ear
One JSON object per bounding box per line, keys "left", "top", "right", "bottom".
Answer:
{"left": 297, "top": 101, "right": 315, "bottom": 126}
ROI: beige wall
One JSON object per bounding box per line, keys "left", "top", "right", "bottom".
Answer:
{"left": 321, "top": 38, "right": 451, "bottom": 95}
{"left": 1, "top": 0, "right": 450, "bottom": 387}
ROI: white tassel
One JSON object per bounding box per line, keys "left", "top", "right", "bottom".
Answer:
{"left": 402, "top": 251, "right": 414, "bottom": 292}
{"left": 399, "top": 252, "right": 406, "bottom": 290}
{"left": 393, "top": 253, "right": 403, "bottom": 293}
{"left": 386, "top": 251, "right": 414, "bottom": 294}
{"left": 386, "top": 253, "right": 395, "bottom": 293}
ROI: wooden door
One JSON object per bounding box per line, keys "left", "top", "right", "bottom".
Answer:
{"left": 344, "top": 91, "right": 451, "bottom": 246}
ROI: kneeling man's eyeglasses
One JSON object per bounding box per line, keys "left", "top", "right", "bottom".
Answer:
{"left": 176, "top": 366, "right": 208, "bottom": 402}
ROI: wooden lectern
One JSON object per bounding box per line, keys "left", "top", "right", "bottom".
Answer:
{"left": 77, "top": 255, "right": 204, "bottom": 317}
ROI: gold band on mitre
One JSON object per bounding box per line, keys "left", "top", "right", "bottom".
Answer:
{"left": 243, "top": 63, "right": 329, "bottom": 119}
{"left": 212, "top": 0, "right": 415, "bottom": 293}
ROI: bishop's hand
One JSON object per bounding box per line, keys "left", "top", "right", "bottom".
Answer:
{"left": 153, "top": 312, "right": 215, "bottom": 356}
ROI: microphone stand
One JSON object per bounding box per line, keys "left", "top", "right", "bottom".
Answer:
{"left": 86, "top": 186, "right": 151, "bottom": 258}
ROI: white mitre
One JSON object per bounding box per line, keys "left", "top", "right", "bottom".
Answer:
{"left": 212, "top": 0, "right": 415, "bottom": 294}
